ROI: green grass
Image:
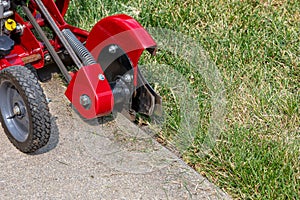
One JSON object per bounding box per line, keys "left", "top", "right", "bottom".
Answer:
{"left": 66, "top": 0, "right": 299, "bottom": 199}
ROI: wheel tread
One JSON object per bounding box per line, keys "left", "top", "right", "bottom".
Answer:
{"left": 0, "top": 66, "right": 51, "bottom": 153}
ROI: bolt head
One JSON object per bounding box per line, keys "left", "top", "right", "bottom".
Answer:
{"left": 98, "top": 74, "right": 105, "bottom": 81}
{"left": 45, "top": 55, "right": 51, "bottom": 62}
{"left": 123, "top": 74, "right": 133, "bottom": 83}
{"left": 13, "top": 105, "right": 21, "bottom": 116}
{"left": 108, "top": 45, "right": 118, "bottom": 54}
{"left": 80, "top": 95, "right": 91, "bottom": 110}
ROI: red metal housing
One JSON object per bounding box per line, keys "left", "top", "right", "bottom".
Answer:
{"left": 0, "top": 0, "right": 158, "bottom": 119}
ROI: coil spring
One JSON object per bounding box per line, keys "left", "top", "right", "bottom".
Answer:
{"left": 62, "top": 29, "right": 96, "bottom": 66}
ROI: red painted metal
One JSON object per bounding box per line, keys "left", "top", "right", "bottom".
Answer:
{"left": 0, "top": 0, "right": 89, "bottom": 71}
{"left": 55, "top": 0, "right": 70, "bottom": 17}
{"left": 85, "top": 14, "right": 157, "bottom": 86}
{"left": 64, "top": 63, "right": 115, "bottom": 119}
{"left": 0, "top": 14, "right": 44, "bottom": 70}
{"left": 65, "top": 63, "right": 114, "bottom": 119}
{"left": 0, "top": 0, "right": 157, "bottom": 119}
{"left": 29, "top": 0, "right": 66, "bottom": 26}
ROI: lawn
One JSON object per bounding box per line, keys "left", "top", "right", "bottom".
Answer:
{"left": 66, "top": 0, "right": 299, "bottom": 199}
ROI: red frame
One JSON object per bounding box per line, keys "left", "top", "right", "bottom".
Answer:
{"left": 0, "top": 0, "right": 157, "bottom": 119}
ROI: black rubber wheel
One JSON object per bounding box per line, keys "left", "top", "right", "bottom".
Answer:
{"left": 0, "top": 66, "right": 51, "bottom": 153}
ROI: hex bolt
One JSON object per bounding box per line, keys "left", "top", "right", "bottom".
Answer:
{"left": 108, "top": 45, "right": 118, "bottom": 54}
{"left": 13, "top": 105, "right": 21, "bottom": 116}
{"left": 45, "top": 54, "right": 51, "bottom": 62}
{"left": 80, "top": 94, "right": 91, "bottom": 110}
{"left": 98, "top": 74, "right": 105, "bottom": 81}
{"left": 123, "top": 74, "right": 133, "bottom": 83}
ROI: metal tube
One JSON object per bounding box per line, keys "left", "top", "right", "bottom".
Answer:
{"left": 22, "top": 5, "right": 71, "bottom": 83}
{"left": 34, "top": 0, "right": 83, "bottom": 69}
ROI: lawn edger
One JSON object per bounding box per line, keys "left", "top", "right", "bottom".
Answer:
{"left": 0, "top": 0, "right": 161, "bottom": 153}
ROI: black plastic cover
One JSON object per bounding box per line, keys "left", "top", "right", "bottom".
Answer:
{"left": 0, "top": 35, "right": 14, "bottom": 56}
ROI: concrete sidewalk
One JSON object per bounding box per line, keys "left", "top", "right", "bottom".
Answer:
{"left": 0, "top": 78, "right": 230, "bottom": 199}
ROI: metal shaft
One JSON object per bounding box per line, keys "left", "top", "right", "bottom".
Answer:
{"left": 34, "top": 0, "right": 83, "bottom": 69}
{"left": 22, "top": 6, "right": 71, "bottom": 83}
